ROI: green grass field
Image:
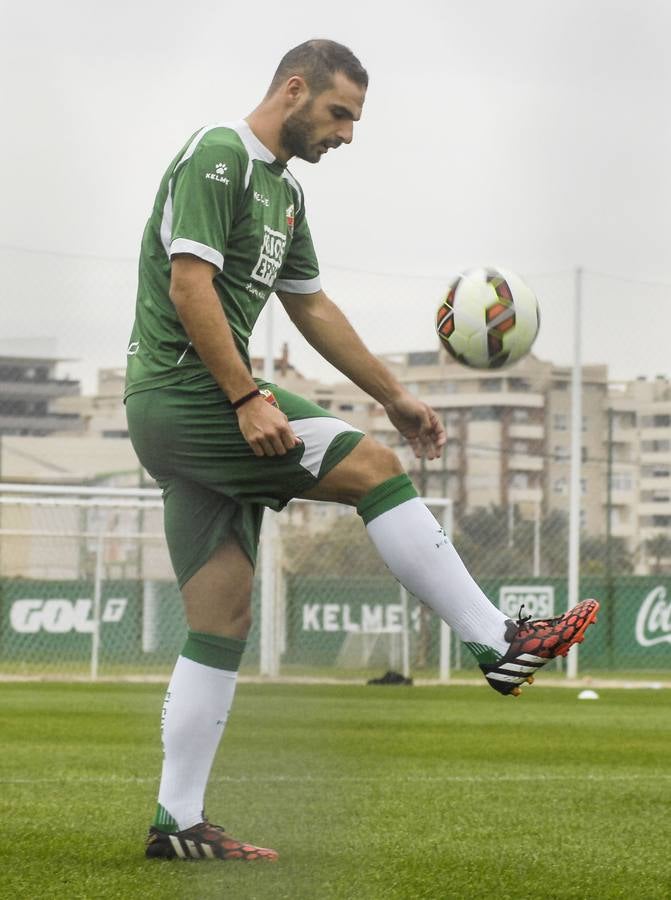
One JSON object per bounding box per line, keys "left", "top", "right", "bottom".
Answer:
{"left": 1, "top": 682, "right": 670, "bottom": 900}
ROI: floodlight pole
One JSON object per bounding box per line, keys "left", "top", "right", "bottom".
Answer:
{"left": 566, "top": 267, "right": 583, "bottom": 680}
{"left": 533, "top": 498, "right": 541, "bottom": 577}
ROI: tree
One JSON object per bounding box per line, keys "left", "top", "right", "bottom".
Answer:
{"left": 453, "top": 505, "right": 538, "bottom": 577}
{"left": 281, "top": 514, "right": 388, "bottom": 577}
{"left": 644, "top": 533, "right": 671, "bottom": 574}
{"left": 579, "top": 535, "right": 634, "bottom": 576}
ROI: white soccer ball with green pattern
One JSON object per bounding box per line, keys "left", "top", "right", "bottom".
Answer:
{"left": 436, "top": 267, "right": 540, "bottom": 369}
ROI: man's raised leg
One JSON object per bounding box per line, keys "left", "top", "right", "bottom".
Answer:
{"left": 302, "top": 437, "right": 598, "bottom": 696}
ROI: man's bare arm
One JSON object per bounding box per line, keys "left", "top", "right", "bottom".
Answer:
{"left": 170, "top": 255, "right": 300, "bottom": 456}
{"left": 277, "top": 288, "right": 446, "bottom": 459}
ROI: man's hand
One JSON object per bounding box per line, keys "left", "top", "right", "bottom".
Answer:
{"left": 384, "top": 391, "right": 446, "bottom": 460}
{"left": 236, "top": 397, "right": 302, "bottom": 457}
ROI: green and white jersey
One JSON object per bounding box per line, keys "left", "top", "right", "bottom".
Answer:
{"left": 124, "top": 120, "right": 320, "bottom": 398}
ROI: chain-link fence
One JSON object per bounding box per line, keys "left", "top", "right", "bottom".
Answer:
{"left": 1, "top": 484, "right": 669, "bottom": 682}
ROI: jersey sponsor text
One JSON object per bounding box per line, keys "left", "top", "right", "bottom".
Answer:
{"left": 251, "top": 225, "right": 287, "bottom": 287}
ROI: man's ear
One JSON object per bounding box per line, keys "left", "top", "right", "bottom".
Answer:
{"left": 284, "top": 74, "right": 309, "bottom": 106}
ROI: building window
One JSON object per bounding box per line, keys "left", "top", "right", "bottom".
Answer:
{"left": 615, "top": 412, "right": 636, "bottom": 429}
{"left": 642, "top": 414, "right": 671, "bottom": 428}
{"left": 482, "top": 379, "right": 502, "bottom": 392}
{"left": 611, "top": 473, "right": 633, "bottom": 491}
{"left": 408, "top": 351, "right": 439, "bottom": 366}
{"left": 469, "top": 473, "right": 499, "bottom": 488}
{"left": 553, "top": 414, "right": 568, "bottom": 431}
{"left": 508, "top": 378, "right": 531, "bottom": 392}
{"left": 554, "top": 446, "right": 569, "bottom": 462}
{"left": 512, "top": 408, "right": 530, "bottom": 423}
{"left": 553, "top": 477, "right": 567, "bottom": 494}
{"left": 471, "top": 406, "right": 501, "bottom": 421}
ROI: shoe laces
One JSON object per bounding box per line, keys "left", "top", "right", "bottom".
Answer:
{"left": 515, "top": 604, "right": 562, "bottom": 632}
{"left": 515, "top": 604, "right": 534, "bottom": 627}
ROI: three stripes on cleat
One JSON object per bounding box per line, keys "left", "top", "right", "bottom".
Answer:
{"left": 169, "top": 835, "right": 215, "bottom": 859}
{"left": 482, "top": 653, "right": 545, "bottom": 690}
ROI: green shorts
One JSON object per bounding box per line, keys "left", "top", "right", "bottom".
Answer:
{"left": 125, "top": 380, "right": 365, "bottom": 586}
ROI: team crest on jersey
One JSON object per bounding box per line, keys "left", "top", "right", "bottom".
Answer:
{"left": 286, "top": 204, "right": 295, "bottom": 237}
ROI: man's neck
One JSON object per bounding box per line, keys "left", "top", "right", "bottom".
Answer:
{"left": 245, "top": 106, "right": 289, "bottom": 164}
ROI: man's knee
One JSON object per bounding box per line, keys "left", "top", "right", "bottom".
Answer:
{"left": 359, "top": 439, "right": 404, "bottom": 484}
{"left": 185, "top": 590, "right": 252, "bottom": 640}
{"left": 348, "top": 440, "right": 405, "bottom": 504}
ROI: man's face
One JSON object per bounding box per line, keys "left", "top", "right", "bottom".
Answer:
{"left": 280, "top": 71, "right": 366, "bottom": 164}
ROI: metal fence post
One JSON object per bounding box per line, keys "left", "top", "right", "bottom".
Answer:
{"left": 438, "top": 499, "right": 453, "bottom": 683}
{"left": 260, "top": 510, "right": 278, "bottom": 676}
{"left": 90, "top": 528, "right": 104, "bottom": 681}
{"left": 400, "top": 586, "right": 411, "bottom": 678}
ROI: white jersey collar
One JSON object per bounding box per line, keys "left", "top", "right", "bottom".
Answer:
{"left": 236, "top": 120, "right": 276, "bottom": 164}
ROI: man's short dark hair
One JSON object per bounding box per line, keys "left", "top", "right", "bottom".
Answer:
{"left": 267, "top": 39, "right": 368, "bottom": 97}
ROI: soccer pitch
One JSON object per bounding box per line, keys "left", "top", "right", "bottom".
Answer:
{"left": 2, "top": 683, "right": 670, "bottom": 900}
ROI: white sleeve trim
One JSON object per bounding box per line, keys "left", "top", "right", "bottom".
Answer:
{"left": 274, "top": 275, "right": 321, "bottom": 294}
{"left": 170, "top": 239, "right": 224, "bottom": 272}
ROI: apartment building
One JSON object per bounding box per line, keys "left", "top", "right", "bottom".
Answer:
{"left": 545, "top": 363, "right": 609, "bottom": 535}
{"left": 18, "top": 343, "right": 671, "bottom": 563}
{"left": 373, "top": 349, "right": 609, "bottom": 534}
{"left": 606, "top": 376, "right": 671, "bottom": 567}
{"left": 55, "top": 367, "right": 129, "bottom": 438}
{"left": 0, "top": 354, "right": 81, "bottom": 437}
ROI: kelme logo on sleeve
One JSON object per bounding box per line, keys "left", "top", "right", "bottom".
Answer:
{"left": 205, "top": 162, "right": 230, "bottom": 185}
{"left": 251, "top": 225, "right": 287, "bottom": 287}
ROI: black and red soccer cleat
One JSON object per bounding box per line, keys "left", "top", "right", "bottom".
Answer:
{"left": 145, "top": 820, "right": 279, "bottom": 861}
{"left": 480, "top": 599, "right": 600, "bottom": 696}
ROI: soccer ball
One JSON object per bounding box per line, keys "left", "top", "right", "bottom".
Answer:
{"left": 436, "top": 267, "right": 540, "bottom": 369}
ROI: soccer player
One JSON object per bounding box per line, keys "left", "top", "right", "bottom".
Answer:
{"left": 125, "top": 39, "right": 598, "bottom": 863}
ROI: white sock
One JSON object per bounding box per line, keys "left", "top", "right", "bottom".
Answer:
{"left": 155, "top": 655, "right": 238, "bottom": 831}
{"left": 366, "top": 497, "right": 509, "bottom": 656}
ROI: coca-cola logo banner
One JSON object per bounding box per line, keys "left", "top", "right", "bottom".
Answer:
{"left": 635, "top": 586, "right": 671, "bottom": 648}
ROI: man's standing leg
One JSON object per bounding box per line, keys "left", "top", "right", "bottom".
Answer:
{"left": 145, "top": 537, "right": 278, "bottom": 861}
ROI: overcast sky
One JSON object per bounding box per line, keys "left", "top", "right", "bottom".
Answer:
{"left": 1, "top": 0, "right": 670, "bottom": 391}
